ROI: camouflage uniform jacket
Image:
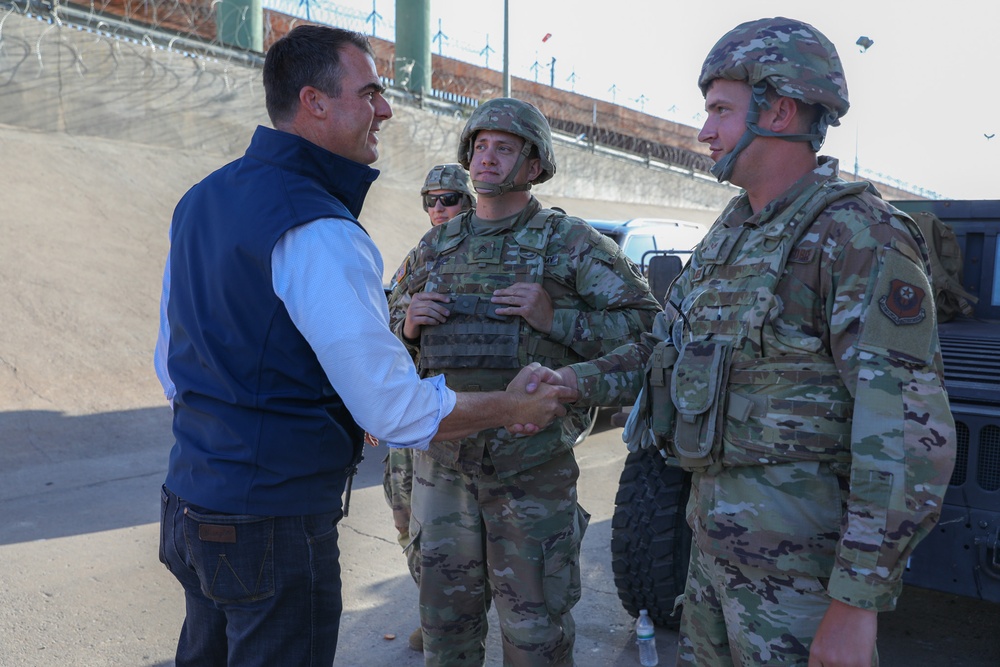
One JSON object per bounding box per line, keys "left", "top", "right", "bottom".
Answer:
{"left": 572, "top": 158, "right": 956, "bottom": 611}
{"left": 388, "top": 196, "right": 659, "bottom": 477}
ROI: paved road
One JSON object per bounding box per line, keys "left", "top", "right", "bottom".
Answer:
{"left": 1, "top": 409, "right": 997, "bottom": 666}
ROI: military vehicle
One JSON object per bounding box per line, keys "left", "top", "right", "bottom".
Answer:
{"left": 609, "top": 199, "right": 1000, "bottom": 628}
{"left": 585, "top": 218, "right": 707, "bottom": 272}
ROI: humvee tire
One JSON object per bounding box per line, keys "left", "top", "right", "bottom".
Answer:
{"left": 610, "top": 447, "right": 692, "bottom": 628}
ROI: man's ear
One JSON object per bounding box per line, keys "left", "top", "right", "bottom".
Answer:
{"left": 765, "top": 96, "right": 799, "bottom": 133}
{"left": 525, "top": 157, "right": 543, "bottom": 183}
{"left": 299, "top": 86, "right": 326, "bottom": 118}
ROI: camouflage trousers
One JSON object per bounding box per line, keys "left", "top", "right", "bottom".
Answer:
{"left": 382, "top": 447, "right": 420, "bottom": 583}
{"left": 676, "top": 545, "right": 879, "bottom": 666}
{"left": 410, "top": 449, "right": 589, "bottom": 667}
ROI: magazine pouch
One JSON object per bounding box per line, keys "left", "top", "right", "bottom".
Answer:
{"left": 671, "top": 339, "right": 731, "bottom": 471}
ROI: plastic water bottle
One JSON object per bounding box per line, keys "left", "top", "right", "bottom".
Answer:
{"left": 636, "top": 609, "right": 658, "bottom": 666}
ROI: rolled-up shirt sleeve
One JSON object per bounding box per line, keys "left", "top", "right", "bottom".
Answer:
{"left": 271, "top": 218, "right": 456, "bottom": 449}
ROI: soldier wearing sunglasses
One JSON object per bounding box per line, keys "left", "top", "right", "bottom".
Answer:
{"left": 421, "top": 163, "right": 475, "bottom": 227}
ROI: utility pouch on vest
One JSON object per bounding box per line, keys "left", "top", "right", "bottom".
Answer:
{"left": 671, "top": 339, "right": 731, "bottom": 468}
{"left": 420, "top": 319, "right": 521, "bottom": 371}
{"left": 647, "top": 339, "right": 679, "bottom": 447}
{"left": 451, "top": 294, "right": 509, "bottom": 321}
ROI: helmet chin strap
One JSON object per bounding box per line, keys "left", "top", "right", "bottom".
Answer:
{"left": 470, "top": 141, "right": 534, "bottom": 197}
{"left": 711, "top": 82, "right": 826, "bottom": 183}
{"left": 711, "top": 124, "right": 759, "bottom": 184}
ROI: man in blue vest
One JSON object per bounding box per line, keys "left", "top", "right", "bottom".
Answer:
{"left": 153, "top": 25, "right": 572, "bottom": 667}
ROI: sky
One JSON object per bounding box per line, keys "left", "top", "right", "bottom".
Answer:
{"left": 268, "top": 0, "right": 998, "bottom": 200}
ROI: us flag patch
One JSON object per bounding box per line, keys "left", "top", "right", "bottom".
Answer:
{"left": 392, "top": 255, "right": 411, "bottom": 286}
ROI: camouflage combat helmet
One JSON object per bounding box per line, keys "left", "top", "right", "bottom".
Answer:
{"left": 458, "top": 98, "right": 556, "bottom": 197}
{"left": 420, "top": 163, "right": 475, "bottom": 210}
{"left": 698, "top": 17, "right": 850, "bottom": 183}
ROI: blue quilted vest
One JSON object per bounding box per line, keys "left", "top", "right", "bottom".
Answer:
{"left": 165, "top": 125, "right": 377, "bottom": 515}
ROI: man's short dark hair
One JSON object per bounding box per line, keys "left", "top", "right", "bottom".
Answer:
{"left": 263, "top": 25, "right": 374, "bottom": 125}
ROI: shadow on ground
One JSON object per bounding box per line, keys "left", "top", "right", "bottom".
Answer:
{"left": 0, "top": 406, "right": 389, "bottom": 545}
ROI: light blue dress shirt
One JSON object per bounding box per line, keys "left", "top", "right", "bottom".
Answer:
{"left": 155, "top": 217, "right": 456, "bottom": 450}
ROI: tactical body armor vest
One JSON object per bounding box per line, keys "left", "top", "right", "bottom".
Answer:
{"left": 419, "top": 202, "right": 582, "bottom": 392}
{"left": 651, "top": 180, "right": 873, "bottom": 472}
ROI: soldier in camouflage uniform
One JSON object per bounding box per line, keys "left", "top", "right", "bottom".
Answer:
{"left": 387, "top": 98, "right": 659, "bottom": 666}
{"left": 548, "top": 17, "right": 956, "bottom": 667}
{"left": 422, "top": 162, "right": 476, "bottom": 226}
{"left": 384, "top": 162, "right": 475, "bottom": 652}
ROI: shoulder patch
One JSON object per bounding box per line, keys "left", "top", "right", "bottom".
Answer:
{"left": 392, "top": 254, "right": 411, "bottom": 287}
{"left": 584, "top": 225, "right": 621, "bottom": 262}
{"left": 858, "top": 247, "right": 936, "bottom": 363}
{"left": 879, "top": 279, "right": 926, "bottom": 325}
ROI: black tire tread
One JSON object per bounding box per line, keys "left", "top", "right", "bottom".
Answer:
{"left": 610, "top": 448, "right": 692, "bottom": 629}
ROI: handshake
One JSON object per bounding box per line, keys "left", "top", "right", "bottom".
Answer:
{"left": 503, "top": 363, "right": 580, "bottom": 435}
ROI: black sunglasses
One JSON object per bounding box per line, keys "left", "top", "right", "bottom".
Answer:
{"left": 423, "top": 192, "right": 462, "bottom": 208}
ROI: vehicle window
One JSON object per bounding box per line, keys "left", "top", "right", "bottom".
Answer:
{"left": 621, "top": 234, "right": 655, "bottom": 266}
{"left": 654, "top": 230, "right": 697, "bottom": 254}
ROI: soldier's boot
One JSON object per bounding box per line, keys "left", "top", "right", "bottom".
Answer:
{"left": 408, "top": 627, "right": 423, "bottom": 652}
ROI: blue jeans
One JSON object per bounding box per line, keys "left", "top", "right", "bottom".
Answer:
{"left": 159, "top": 485, "right": 344, "bottom": 667}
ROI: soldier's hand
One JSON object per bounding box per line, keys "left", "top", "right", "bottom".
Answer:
{"left": 521, "top": 365, "right": 579, "bottom": 402}
{"left": 403, "top": 292, "right": 450, "bottom": 340}
{"left": 492, "top": 282, "right": 554, "bottom": 333}
{"left": 505, "top": 363, "right": 576, "bottom": 435}
{"left": 808, "top": 599, "right": 877, "bottom": 667}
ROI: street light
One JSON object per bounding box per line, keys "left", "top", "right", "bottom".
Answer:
{"left": 854, "top": 35, "right": 874, "bottom": 180}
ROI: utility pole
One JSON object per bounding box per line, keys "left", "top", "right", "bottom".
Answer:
{"left": 394, "top": 0, "right": 430, "bottom": 95}
{"left": 502, "top": 0, "right": 510, "bottom": 97}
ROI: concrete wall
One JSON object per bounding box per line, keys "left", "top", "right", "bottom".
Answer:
{"left": 46, "top": 0, "right": 918, "bottom": 201}
{"left": 0, "top": 9, "right": 735, "bottom": 219}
